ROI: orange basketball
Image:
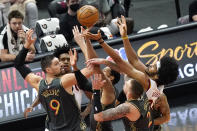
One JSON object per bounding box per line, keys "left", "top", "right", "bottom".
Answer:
{"left": 77, "top": 5, "right": 99, "bottom": 27}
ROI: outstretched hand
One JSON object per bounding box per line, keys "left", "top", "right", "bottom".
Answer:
{"left": 116, "top": 15, "right": 127, "bottom": 37}
{"left": 72, "top": 26, "right": 86, "bottom": 46}
{"left": 84, "top": 30, "right": 103, "bottom": 42}
{"left": 24, "top": 29, "right": 36, "bottom": 49}
{"left": 91, "top": 74, "right": 106, "bottom": 90}
{"left": 69, "top": 48, "right": 78, "bottom": 70}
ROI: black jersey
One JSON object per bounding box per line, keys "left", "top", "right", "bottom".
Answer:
{"left": 123, "top": 95, "right": 153, "bottom": 131}
{"left": 152, "top": 108, "right": 162, "bottom": 131}
{"left": 90, "top": 87, "right": 118, "bottom": 131}
{"left": 38, "top": 78, "right": 86, "bottom": 131}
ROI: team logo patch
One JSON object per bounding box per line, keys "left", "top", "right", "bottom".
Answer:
{"left": 47, "top": 41, "right": 52, "bottom": 47}
{"left": 42, "top": 24, "right": 47, "bottom": 29}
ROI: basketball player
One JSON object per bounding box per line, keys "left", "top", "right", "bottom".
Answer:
{"left": 115, "top": 15, "right": 172, "bottom": 129}
{"left": 73, "top": 25, "right": 121, "bottom": 131}
{"left": 115, "top": 75, "right": 170, "bottom": 131}
{"left": 91, "top": 73, "right": 152, "bottom": 131}
{"left": 23, "top": 45, "right": 93, "bottom": 131}
{"left": 14, "top": 30, "right": 96, "bottom": 131}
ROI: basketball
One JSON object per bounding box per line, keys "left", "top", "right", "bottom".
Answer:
{"left": 77, "top": 5, "right": 99, "bottom": 27}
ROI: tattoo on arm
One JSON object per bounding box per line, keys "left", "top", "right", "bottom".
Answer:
{"left": 102, "top": 103, "right": 130, "bottom": 121}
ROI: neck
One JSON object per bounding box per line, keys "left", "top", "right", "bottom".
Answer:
{"left": 127, "top": 97, "right": 135, "bottom": 101}
{"left": 68, "top": 9, "right": 77, "bottom": 16}
{"left": 45, "top": 74, "right": 56, "bottom": 84}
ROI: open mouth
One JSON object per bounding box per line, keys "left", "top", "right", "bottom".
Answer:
{"left": 61, "top": 65, "right": 69, "bottom": 71}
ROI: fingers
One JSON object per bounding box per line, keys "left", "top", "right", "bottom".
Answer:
{"left": 76, "top": 25, "right": 79, "bottom": 33}
{"left": 73, "top": 48, "right": 78, "bottom": 59}
{"left": 26, "top": 29, "right": 35, "bottom": 42}
{"left": 121, "top": 15, "right": 126, "bottom": 24}
{"left": 72, "top": 25, "right": 79, "bottom": 35}
{"left": 91, "top": 74, "right": 105, "bottom": 89}
{"left": 117, "top": 17, "right": 122, "bottom": 26}
{"left": 69, "top": 49, "right": 73, "bottom": 57}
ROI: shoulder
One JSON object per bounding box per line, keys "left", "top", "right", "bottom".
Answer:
{"left": 158, "top": 93, "right": 167, "bottom": 100}
{"left": 0, "top": 30, "right": 7, "bottom": 49}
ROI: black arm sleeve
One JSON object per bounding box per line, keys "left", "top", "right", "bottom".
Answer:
{"left": 74, "top": 70, "right": 93, "bottom": 92}
{"left": 93, "top": 90, "right": 102, "bottom": 114}
{"left": 14, "top": 46, "right": 32, "bottom": 79}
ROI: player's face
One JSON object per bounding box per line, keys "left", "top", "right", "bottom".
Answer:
{"left": 145, "top": 63, "right": 158, "bottom": 77}
{"left": 9, "top": 18, "right": 23, "bottom": 33}
{"left": 59, "top": 53, "right": 71, "bottom": 74}
{"left": 49, "top": 58, "right": 61, "bottom": 76}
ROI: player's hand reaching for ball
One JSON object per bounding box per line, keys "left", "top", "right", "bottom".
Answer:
{"left": 84, "top": 30, "right": 103, "bottom": 43}
{"left": 116, "top": 15, "right": 128, "bottom": 37}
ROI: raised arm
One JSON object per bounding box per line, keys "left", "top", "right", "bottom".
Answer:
{"left": 85, "top": 31, "right": 149, "bottom": 90}
{"left": 86, "top": 58, "right": 122, "bottom": 73}
{"left": 117, "top": 16, "right": 146, "bottom": 73}
{"left": 73, "top": 26, "right": 88, "bottom": 61}
{"left": 84, "top": 30, "right": 116, "bottom": 105}
{"left": 69, "top": 48, "right": 93, "bottom": 92}
{"left": 14, "top": 30, "right": 42, "bottom": 91}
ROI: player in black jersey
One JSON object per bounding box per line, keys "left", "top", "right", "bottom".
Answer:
{"left": 14, "top": 30, "right": 96, "bottom": 131}
{"left": 91, "top": 74, "right": 153, "bottom": 131}
{"left": 23, "top": 45, "right": 93, "bottom": 130}
{"left": 73, "top": 26, "right": 121, "bottom": 131}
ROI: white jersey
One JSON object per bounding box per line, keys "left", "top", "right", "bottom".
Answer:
{"left": 146, "top": 79, "right": 164, "bottom": 104}
{"left": 73, "top": 85, "right": 82, "bottom": 110}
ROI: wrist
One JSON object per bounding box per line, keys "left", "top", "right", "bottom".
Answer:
{"left": 24, "top": 42, "right": 31, "bottom": 49}
{"left": 72, "top": 65, "right": 78, "bottom": 71}
{"left": 121, "top": 35, "right": 128, "bottom": 40}
{"left": 98, "top": 38, "right": 104, "bottom": 45}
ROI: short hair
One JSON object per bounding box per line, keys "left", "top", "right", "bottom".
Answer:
{"left": 41, "top": 55, "right": 56, "bottom": 73}
{"left": 110, "top": 69, "right": 120, "bottom": 85}
{"left": 8, "top": 10, "right": 24, "bottom": 22}
{"left": 126, "top": 17, "right": 134, "bottom": 35}
{"left": 53, "top": 45, "right": 71, "bottom": 58}
{"left": 130, "top": 80, "right": 144, "bottom": 99}
{"left": 156, "top": 56, "right": 179, "bottom": 85}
